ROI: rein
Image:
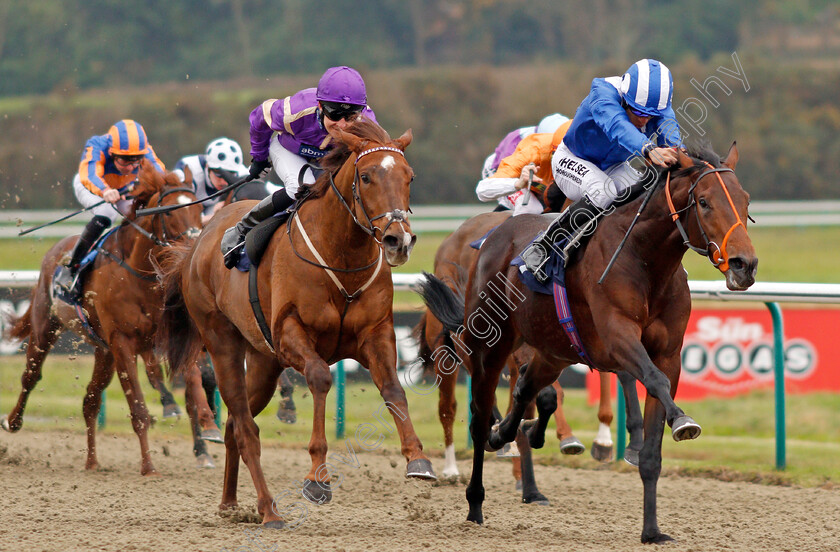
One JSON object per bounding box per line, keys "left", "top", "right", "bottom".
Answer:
{"left": 665, "top": 163, "right": 747, "bottom": 272}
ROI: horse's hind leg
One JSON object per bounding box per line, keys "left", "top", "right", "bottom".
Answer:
{"left": 82, "top": 347, "right": 115, "bottom": 470}
{"left": 617, "top": 371, "right": 644, "bottom": 466}
{"left": 590, "top": 371, "right": 614, "bottom": 462}
{"left": 438, "top": 364, "right": 459, "bottom": 478}
{"left": 142, "top": 353, "right": 180, "bottom": 419}
{"left": 2, "top": 306, "right": 60, "bottom": 433}
{"left": 183, "top": 360, "right": 222, "bottom": 442}
{"left": 488, "top": 354, "right": 561, "bottom": 451}
{"left": 210, "top": 329, "right": 283, "bottom": 527}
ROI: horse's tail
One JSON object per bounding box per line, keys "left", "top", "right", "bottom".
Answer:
{"left": 5, "top": 295, "right": 33, "bottom": 341}
{"left": 411, "top": 314, "right": 435, "bottom": 375}
{"left": 155, "top": 241, "right": 202, "bottom": 381}
{"left": 415, "top": 271, "right": 465, "bottom": 335}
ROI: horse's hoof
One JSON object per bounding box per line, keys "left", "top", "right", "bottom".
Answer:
{"left": 641, "top": 531, "right": 674, "bottom": 544}
{"left": 162, "top": 403, "right": 181, "bottom": 419}
{"left": 406, "top": 458, "right": 437, "bottom": 480}
{"left": 514, "top": 480, "right": 523, "bottom": 492}
{"left": 624, "top": 448, "right": 640, "bottom": 467}
{"left": 671, "top": 415, "right": 702, "bottom": 441}
{"left": 590, "top": 441, "right": 613, "bottom": 462}
{"left": 521, "top": 418, "right": 545, "bottom": 449}
{"left": 522, "top": 493, "right": 550, "bottom": 506}
{"left": 301, "top": 479, "right": 331, "bottom": 505}
{"left": 495, "top": 441, "right": 520, "bottom": 458}
{"left": 1, "top": 414, "right": 19, "bottom": 433}
{"left": 559, "top": 436, "right": 585, "bottom": 455}
{"left": 263, "top": 519, "right": 286, "bottom": 530}
{"left": 195, "top": 453, "right": 215, "bottom": 469}
{"left": 442, "top": 466, "right": 460, "bottom": 478}
{"left": 201, "top": 428, "right": 224, "bottom": 443}
{"left": 276, "top": 407, "right": 297, "bottom": 425}
{"left": 466, "top": 512, "right": 484, "bottom": 525}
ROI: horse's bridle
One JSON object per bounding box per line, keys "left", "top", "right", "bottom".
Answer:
{"left": 118, "top": 186, "right": 200, "bottom": 247}
{"left": 328, "top": 145, "right": 412, "bottom": 244}
{"left": 665, "top": 163, "right": 747, "bottom": 272}
{"left": 102, "top": 186, "right": 200, "bottom": 281}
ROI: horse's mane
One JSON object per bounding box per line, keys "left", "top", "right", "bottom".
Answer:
{"left": 612, "top": 141, "right": 724, "bottom": 212}
{"left": 307, "top": 118, "right": 392, "bottom": 199}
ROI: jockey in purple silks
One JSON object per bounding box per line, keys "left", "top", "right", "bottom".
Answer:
{"left": 220, "top": 66, "right": 377, "bottom": 264}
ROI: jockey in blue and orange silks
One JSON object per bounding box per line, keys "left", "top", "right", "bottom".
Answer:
{"left": 220, "top": 66, "right": 377, "bottom": 265}
{"left": 54, "top": 119, "right": 165, "bottom": 292}
{"left": 521, "top": 59, "right": 684, "bottom": 283}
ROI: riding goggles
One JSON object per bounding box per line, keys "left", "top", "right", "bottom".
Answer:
{"left": 321, "top": 101, "right": 365, "bottom": 122}
{"left": 114, "top": 154, "right": 144, "bottom": 165}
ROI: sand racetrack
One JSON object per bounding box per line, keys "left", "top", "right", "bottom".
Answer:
{"left": 1, "top": 429, "right": 838, "bottom": 552}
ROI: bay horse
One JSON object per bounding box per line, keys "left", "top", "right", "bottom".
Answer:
{"left": 413, "top": 211, "right": 616, "bottom": 498}
{"left": 159, "top": 119, "right": 434, "bottom": 529}
{"left": 2, "top": 161, "right": 219, "bottom": 474}
{"left": 418, "top": 144, "right": 757, "bottom": 543}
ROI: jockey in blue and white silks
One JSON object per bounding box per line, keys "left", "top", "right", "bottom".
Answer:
{"left": 219, "top": 66, "right": 378, "bottom": 266}
{"left": 521, "top": 59, "right": 683, "bottom": 282}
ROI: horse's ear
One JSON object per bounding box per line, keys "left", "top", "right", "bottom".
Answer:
{"left": 334, "top": 128, "right": 363, "bottom": 152}
{"left": 182, "top": 166, "right": 193, "bottom": 187}
{"left": 677, "top": 148, "right": 694, "bottom": 169}
{"left": 393, "top": 128, "right": 413, "bottom": 151}
{"left": 722, "top": 141, "right": 739, "bottom": 169}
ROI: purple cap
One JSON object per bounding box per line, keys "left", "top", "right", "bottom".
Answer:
{"left": 315, "top": 66, "right": 367, "bottom": 106}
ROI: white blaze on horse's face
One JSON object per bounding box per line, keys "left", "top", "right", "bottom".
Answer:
{"left": 176, "top": 195, "right": 192, "bottom": 205}
{"left": 380, "top": 155, "right": 396, "bottom": 171}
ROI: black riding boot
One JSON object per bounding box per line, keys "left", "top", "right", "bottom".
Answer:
{"left": 221, "top": 188, "right": 295, "bottom": 268}
{"left": 520, "top": 195, "right": 602, "bottom": 283}
{"left": 54, "top": 215, "right": 111, "bottom": 292}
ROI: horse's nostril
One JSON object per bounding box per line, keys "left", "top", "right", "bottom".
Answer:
{"left": 729, "top": 257, "right": 744, "bottom": 271}
{"left": 383, "top": 235, "right": 400, "bottom": 249}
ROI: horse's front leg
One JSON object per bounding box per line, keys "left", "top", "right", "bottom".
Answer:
{"left": 82, "top": 347, "right": 115, "bottom": 470}
{"left": 639, "top": 353, "right": 683, "bottom": 544}
{"left": 141, "top": 350, "right": 180, "bottom": 419}
{"left": 617, "top": 371, "right": 644, "bottom": 466}
{"left": 358, "top": 322, "right": 435, "bottom": 480}
{"left": 109, "top": 334, "right": 157, "bottom": 475}
{"left": 590, "top": 371, "right": 615, "bottom": 462}
{"left": 603, "top": 320, "right": 700, "bottom": 441}
{"left": 278, "top": 319, "right": 335, "bottom": 504}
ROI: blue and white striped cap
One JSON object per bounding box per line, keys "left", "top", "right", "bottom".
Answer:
{"left": 619, "top": 59, "right": 673, "bottom": 116}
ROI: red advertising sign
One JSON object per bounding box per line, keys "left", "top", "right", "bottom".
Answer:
{"left": 587, "top": 308, "right": 840, "bottom": 402}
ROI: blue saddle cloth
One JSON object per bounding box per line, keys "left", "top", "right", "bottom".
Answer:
{"left": 469, "top": 226, "right": 499, "bottom": 251}
{"left": 511, "top": 235, "right": 568, "bottom": 296}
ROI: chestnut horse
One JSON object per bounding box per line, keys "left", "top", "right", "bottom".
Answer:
{"left": 2, "top": 161, "right": 218, "bottom": 474}
{"left": 159, "top": 120, "right": 434, "bottom": 529}
{"left": 418, "top": 144, "right": 757, "bottom": 543}
{"left": 413, "top": 211, "right": 615, "bottom": 498}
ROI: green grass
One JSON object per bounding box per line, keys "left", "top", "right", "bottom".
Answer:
{"left": 1, "top": 355, "right": 838, "bottom": 487}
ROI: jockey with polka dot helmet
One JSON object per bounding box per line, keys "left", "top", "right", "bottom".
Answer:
{"left": 173, "top": 137, "right": 251, "bottom": 224}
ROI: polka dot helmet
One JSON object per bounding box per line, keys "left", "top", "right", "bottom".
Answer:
{"left": 205, "top": 137, "right": 246, "bottom": 173}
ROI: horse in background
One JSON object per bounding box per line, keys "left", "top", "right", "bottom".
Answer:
{"left": 419, "top": 144, "right": 757, "bottom": 543}
{"left": 159, "top": 120, "right": 433, "bottom": 528}
{"left": 2, "top": 161, "right": 218, "bottom": 473}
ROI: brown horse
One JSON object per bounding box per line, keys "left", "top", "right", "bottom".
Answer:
{"left": 159, "top": 119, "right": 434, "bottom": 529}
{"left": 418, "top": 144, "right": 757, "bottom": 543}
{"left": 2, "top": 161, "right": 218, "bottom": 474}
{"left": 413, "top": 211, "right": 616, "bottom": 495}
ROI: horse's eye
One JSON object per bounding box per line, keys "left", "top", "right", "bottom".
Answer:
{"left": 360, "top": 173, "right": 371, "bottom": 184}
{"left": 698, "top": 197, "right": 709, "bottom": 208}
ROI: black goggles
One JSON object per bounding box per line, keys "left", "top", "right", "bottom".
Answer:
{"left": 114, "top": 155, "right": 144, "bottom": 165}
{"left": 321, "top": 102, "right": 364, "bottom": 122}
